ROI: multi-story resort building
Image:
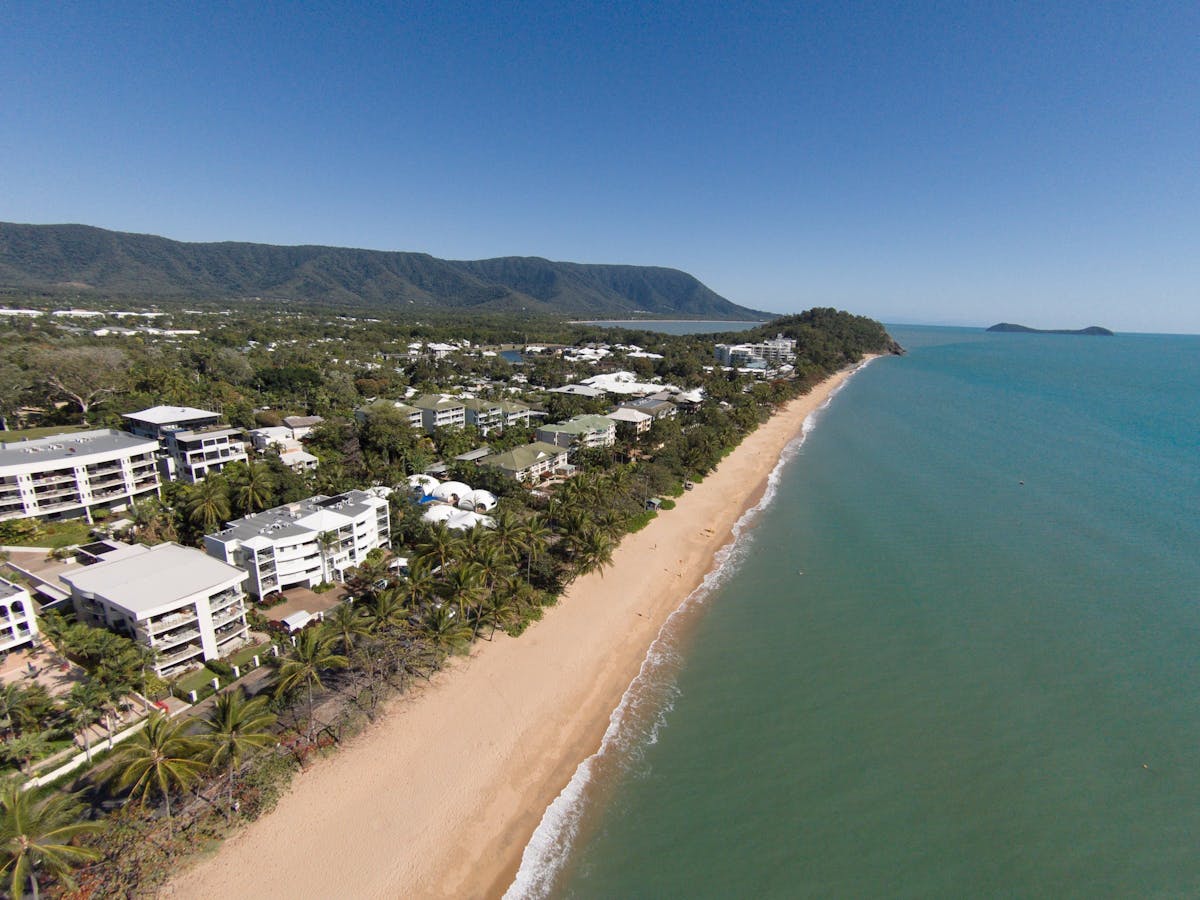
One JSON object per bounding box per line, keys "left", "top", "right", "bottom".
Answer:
{"left": 123, "top": 406, "right": 248, "bottom": 483}
{"left": 204, "top": 490, "right": 391, "bottom": 599}
{"left": 480, "top": 441, "right": 570, "bottom": 482}
{"left": 410, "top": 395, "right": 467, "bottom": 434}
{"left": 606, "top": 407, "right": 654, "bottom": 437}
{"left": 536, "top": 414, "right": 617, "bottom": 450}
{"left": 60, "top": 542, "right": 249, "bottom": 678}
{"left": 714, "top": 335, "right": 797, "bottom": 368}
{"left": 461, "top": 398, "right": 533, "bottom": 435}
{"left": 0, "top": 577, "right": 39, "bottom": 654}
{"left": 0, "top": 429, "right": 161, "bottom": 523}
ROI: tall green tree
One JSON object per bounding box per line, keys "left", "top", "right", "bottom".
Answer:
{"left": 271, "top": 630, "right": 348, "bottom": 743}
{"left": 186, "top": 477, "right": 231, "bottom": 534}
{"left": 108, "top": 713, "right": 208, "bottom": 835}
{"left": 198, "top": 689, "right": 277, "bottom": 821}
{"left": 0, "top": 784, "right": 102, "bottom": 900}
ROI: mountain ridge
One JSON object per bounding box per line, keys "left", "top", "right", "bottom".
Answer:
{"left": 0, "top": 222, "right": 768, "bottom": 319}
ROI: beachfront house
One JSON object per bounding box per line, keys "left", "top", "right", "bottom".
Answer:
{"left": 60, "top": 542, "right": 250, "bottom": 678}
{"left": 204, "top": 489, "right": 391, "bottom": 599}
{"left": 0, "top": 429, "right": 161, "bottom": 524}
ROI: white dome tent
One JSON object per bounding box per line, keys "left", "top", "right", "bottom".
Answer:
{"left": 420, "top": 505, "right": 456, "bottom": 525}
{"left": 407, "top": 474, "right": 439, "bottom": 495}
{"left": 431, "top": 481, "right": 471, "bottom": 504}
{"left": 445, "top": 509, "right": 495, "bottom": 531}
{"left": 458, "top": 489, "right": 497, "bottom": 512}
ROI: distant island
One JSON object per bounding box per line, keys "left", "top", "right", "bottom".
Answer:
{"left": 987, "top": 323, "right": 1114, "bottom": 336}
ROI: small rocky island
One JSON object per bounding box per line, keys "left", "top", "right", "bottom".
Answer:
{"left": 987, "top": 323, "right": 1114, "bottom": 336}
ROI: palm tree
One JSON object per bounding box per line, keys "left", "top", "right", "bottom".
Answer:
{"left": 235, "top": 462, "right": 275, "bottom": 515}
{"left": 322, "top": 601, "right": 371, "bottom": 652}
{"left": 187, "top": 478, "right": 231, "bottom": 533}
{"left": 488, "top": 509, "right": 529, "bottom": 565}
{"left": 572, "top": 527, "right": 615, "bottom": 577}
{"left": 62, "top": 683, "right": 106, "bottom": 764}
{"left": 420, "top": 604, "right": 472, "bottom": 655}
{"left": 0, "top": 783, "right": 102, "bottom": 900}
{"left": 317, "top": 530, "right": 339, "bottom": 583}
{"left": 363, "top": 588, "right": 409, "bottom": 636}
{"left": 0, "top": 683, "right": 23, "bottom": 740}
{"left": 523, "top": 514, "right": 552, "bottom": 583}
{"left": 199, "top": 688, "right": 277, "bottom": 820}
{"left": 271, "top": 629, "right": 348, "bottom": 743}
{"left": 109, "top": 713, "right": 208, "bottom": 835}
{"left": 417, "top": 527, "right": 457, "bottom": 573}
{"left": 399, "top": 556, "right": 438, "bottom": 611}
{"left": 442, "top": 561, "right": 484, "bottom": 624}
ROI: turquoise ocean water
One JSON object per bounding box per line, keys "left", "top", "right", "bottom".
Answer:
{"left": 508, "top": 325, "right": 1200, "bottom": 898}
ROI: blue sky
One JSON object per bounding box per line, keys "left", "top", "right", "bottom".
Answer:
{"left": 3, "top": 2, "right": 1197, "bottom": 332}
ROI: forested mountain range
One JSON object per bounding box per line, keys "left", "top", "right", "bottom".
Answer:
{"left": 0, "top": 222, "right": 768, "bottom": 319}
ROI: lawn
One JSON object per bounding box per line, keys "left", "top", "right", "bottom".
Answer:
{"left": 0, "top": 519, "right": 94, "bottom": 549}
{"left": 0, "top": 424, "right": 90, "bottom": 443}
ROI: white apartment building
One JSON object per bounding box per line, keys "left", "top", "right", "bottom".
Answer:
{"left": 0, "top": 577, "right": 39, "bottom": 654}
{"left": 714, "top": 335, "right": 797, "bottom": 368}
{"left": 410, "top": 395, "right": 467, "bottom": 434}
{"left": 0, "top": 429, "right": 161, "bottom": 523}
{"left": 536, "top": 414, "right": 617, "bottom": 450}
{"left": 204, "top": 490, "right": 391, "bottom": 599}
{"left": 123, "top": 406, "right": 248, "bottom": 483}
{"left": 60, "top": 542, "right": 250, "bottom": 678}
{"left": 461, "top": 398, "right": 533, "bottom": 435}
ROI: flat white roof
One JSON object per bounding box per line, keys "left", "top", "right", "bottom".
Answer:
{"left": 61, "top": 542, "right": 244, "bottom": 616}
{"left": 0, "top": 429, "right": 158, "bottom": 470}
{"left": 123, "top": 405, "right": 219, "bottom": 425}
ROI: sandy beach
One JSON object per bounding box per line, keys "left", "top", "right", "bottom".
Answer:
{"left": 166, "top": 360, "right": 871, "bottom": 900}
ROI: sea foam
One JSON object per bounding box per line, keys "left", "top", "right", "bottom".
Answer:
{"left": 503, "top": 362, "right": 870, "bottom": 899}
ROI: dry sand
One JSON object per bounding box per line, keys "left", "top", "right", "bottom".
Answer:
{"left": 166, "top": 360, "right": 872, "bottom": 900}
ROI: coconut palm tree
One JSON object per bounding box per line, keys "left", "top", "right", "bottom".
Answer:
{"left": 271, "top": 629, "right": 348, "bottom": 743}
{"left": 420, "top": 604, "right": 472, "bottom": 655}
{"left": 322, "top": 601, "right": 371, "bottom": 652}
{"left": 62, "top": 683, "right": 106, "bottom": 764}
{"left": 572, "top": 526, "right": 615, "bottom": 577}
{"left": 487, "top": 510, "right": 529, "bottom": 565}
{"left": 235, "top": 462, "right": 275, "bottom": 515}
{"left": 187, "top": 478, "right": 231, "bottom": 533}
{"left": 363, "top": 589, "right": 408, "bottom": 636}
{"left": 316, "top": 530, "right": 339, "bottom": 583}
{"left": 417, "top": 527, "right": 457, "bottom": 573}
{"left": 198, "top": 688, "right": 277, "bottom": 820}
{"left": 108, "top": 713, "right": 208, "bottom": 835}
{"left": 0, "top": 783, "right": 102, "bottom": 900}
{"left": 522, "top": 514, "right": 552, "bottom": 583}
{"left": 0, "top": 683, "right": 23, "bottom": 740}
{"left": 399, "top": 556, "right": 438, "bottom": 612}
{"left": 442, "top": 561, "right": 484, "bottom": 624}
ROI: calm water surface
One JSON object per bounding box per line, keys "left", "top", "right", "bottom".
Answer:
{"left": 516, "top": 326, "right": 1200, "bottom": 898}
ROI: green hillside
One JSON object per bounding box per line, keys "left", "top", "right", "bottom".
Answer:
{"left": 0, "top": 222, "right": 767, "bottom": 319}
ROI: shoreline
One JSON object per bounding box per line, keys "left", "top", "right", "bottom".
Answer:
{"left": 166, "top": 358, "right": 876, "bottom": 900}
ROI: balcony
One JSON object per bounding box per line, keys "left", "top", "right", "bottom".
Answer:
{"left": 212, "top": 605, "right": 245, "bottom": 628}
{"left": 209, "top": 589, "right": 243, "bottom": 613}
{"left": 154, "top": 627, "right": 202, "bottom": 649}
{"left": 147, "top": 610, "right": 198, "bottom": 634}
{"left": 157, "top": 643, "right": 204, "bottom": 670}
